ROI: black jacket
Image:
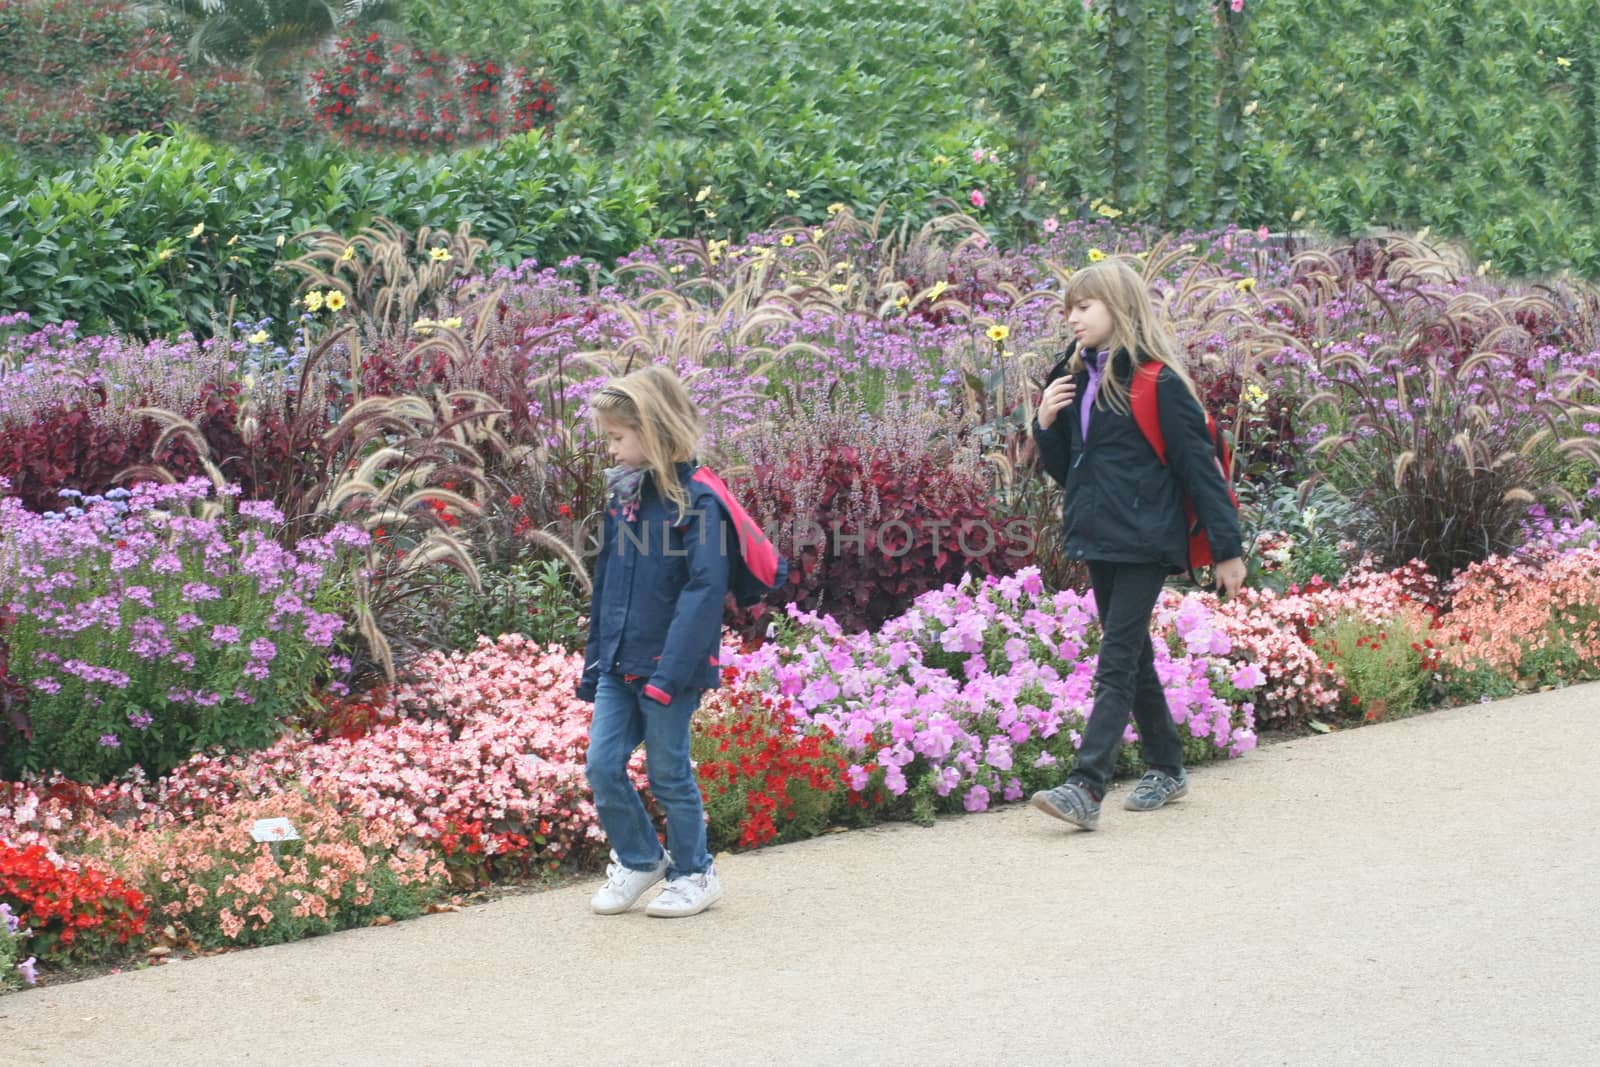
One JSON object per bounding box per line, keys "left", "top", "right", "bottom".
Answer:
{"left": 1033, "top": 344, "right": 1242, "bottom": 573}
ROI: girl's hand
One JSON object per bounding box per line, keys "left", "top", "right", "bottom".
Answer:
{"left": 1038, "top": 376, "right": 1078, "bottom": 430}
{"left": 1214, "top": 557, "right": 1247, "bottom": 598}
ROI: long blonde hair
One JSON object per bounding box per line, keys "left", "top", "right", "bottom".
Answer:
{"left": 589, "top": 364, "right": 703, "bottom": 518}
{"left": 1062, "top": 257, "right": 1200, "bottom": 413}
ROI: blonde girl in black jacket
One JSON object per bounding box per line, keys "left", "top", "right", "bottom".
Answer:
{"left": 1029, "top": 258, "right": 1245, "bottom": 831}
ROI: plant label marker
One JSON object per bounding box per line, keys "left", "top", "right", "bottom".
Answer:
{"left": 250, "top": 818, "right": 300, "bottom": 843}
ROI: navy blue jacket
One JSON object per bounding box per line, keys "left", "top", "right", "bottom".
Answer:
{"left": 1033, "top": 344, "right": 1242, "bottom": 573}
{"left": 576, "top": 462, "right": 732, "bottom": 703}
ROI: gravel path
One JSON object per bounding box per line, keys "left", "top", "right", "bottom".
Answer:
{"left": 4, "top": 684, "right": 1598, "bottom": 1066}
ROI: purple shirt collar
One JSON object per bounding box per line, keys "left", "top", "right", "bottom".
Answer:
{"left": 1080, "top": 348, "right": 1107, "bottom": 441}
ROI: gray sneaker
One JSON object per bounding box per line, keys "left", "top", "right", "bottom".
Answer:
{"left": 1123, "top": 770, "right": 1188, "bottom": 811}
{"left": 1029, "top": 782, "right": 1101, "bottom": 830}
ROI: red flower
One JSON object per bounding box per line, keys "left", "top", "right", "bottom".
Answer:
{"left": 508, "top": 495, "right": 524, "bottom": 508}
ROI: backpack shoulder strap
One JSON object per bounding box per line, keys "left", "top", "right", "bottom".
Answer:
{"left": 690, "top": 467, "right": 782, "bottom": 587}
{"left": 1129, "top": 360, "right": 1167, "bottom": 466}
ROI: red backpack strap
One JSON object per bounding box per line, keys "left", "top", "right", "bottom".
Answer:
{"left": 690, "top": 467, "right": 781, "bottom": 586}
{"left": 1129, "top": 360, "right": 1167, "bottom": 465}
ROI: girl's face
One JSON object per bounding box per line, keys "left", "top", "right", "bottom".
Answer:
{"left": 1067, "top": 297, "right": 1114, "bottom": 351}
{"left": 599, "top": 418, "right": 647, "bottom": 469}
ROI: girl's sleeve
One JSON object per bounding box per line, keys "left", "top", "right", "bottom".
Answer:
{"left": 1032, "top": 369, "right": 1076, "bottom": 486}
{"left": 1156, "top": 368, "right": 1243, "bottom": 562}
{"left": 645, "top": 498, "right": 731, "bottom": 704}
{"left": 576, "top": 511, "right": 611, "bottom": 702}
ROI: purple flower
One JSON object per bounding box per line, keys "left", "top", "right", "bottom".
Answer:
{"left": 210, "top": 625, "right": 241, "bottom": 645}
{"left": 98, "top": 733, "right": 121, "bottom": 748}
{"left": 128, "top": 709, "right": 154, "bottom": 730}
{"left": 181, "top": 582, "right": 222, "bottom": 601}
{"left": 962, "top": 784, "right": 990, "bottom": 812}
{"left": 238, "top": 500, "right": 285, "bottom": 524}
{"left": 1230, "top": 662, "right": 1266, "bottom": 690}
{"left": 249, "top": 637, "right": 277, "bottom": 662}
{"left": 17, "top": 956, "right": 38, "bottom": 986}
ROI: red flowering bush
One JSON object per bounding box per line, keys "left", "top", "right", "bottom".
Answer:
{"left": 309, "top": 32, "right": 555, "bottom": 151}
{"left": 733, "top": 403, "right": 1030, "bottom": 634}
{"left": 0, "top": 840, "right": 149, "bottom": 962}
{"left": 1, "top": 0, "right": 316, "bottom": 162}
{"left": 693, "top": 679, "right": 848, "bottom": 850}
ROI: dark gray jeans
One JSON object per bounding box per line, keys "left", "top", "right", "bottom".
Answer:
{"left": 1066, "top": 561, "right": 1186, "bottom": 795}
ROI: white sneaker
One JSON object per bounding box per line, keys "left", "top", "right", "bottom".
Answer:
{"left": 645, "top": 866, "right": 723, "bottom": 918}
{"left": 590, "top": 850, "right": 669, "bottom": 915}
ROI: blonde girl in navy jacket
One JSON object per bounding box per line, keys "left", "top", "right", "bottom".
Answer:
{"left": 1029, "top": 258, "right": 1246, "bottom": 831}
{"left": 578, "top": 365, "right": 731, "bottom": 918}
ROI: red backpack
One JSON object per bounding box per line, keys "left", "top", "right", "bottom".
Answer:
{"left": 1127, "top": 362, "right": 1239, "bottom": 575}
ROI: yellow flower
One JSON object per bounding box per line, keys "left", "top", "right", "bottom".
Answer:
{"left": 413, "top": 319, "right": 437, "bottom": 334}
{"left": 987, "top": 324, "right": 1010, "bottom": 343}
{"left": 1556, "top": 56, "right": 1572, "bottom": 68}
{"left": 928, "top": 280, "right": 949, "bottom": 301}
{"left": 785, "top": 188, "right": 801, "bottom": 200}
{"left": 303, "top": 290, "right": 324, "bottom": 312}
{"left": 781, "top": 234, "right": 796, "bottom": 247}
{"left": 247, "top": 330, "right": 268, "bottom": 345}
{"left": 430, "top": 247, "right": 452, "bottom": 263}
{"left": 709, "top": 252, "right": 721, "bottom": 265}
{"left": 187, "top": 222, "right": 205, "bottom": 239}
{"left": 341, "top": 245, "right": 356, "bottom": 261}
{"left": 830, "top": 283, "right": 847, "bottom": 293}
{"left": 226, "top": 235, "right": 239, "bottom": 247}
{"left": 695, "top": 186, "right": 712, "bottom": 203}
{"left": 833, "top": 260, "right": 850, "bottom": 273}
{"left": 325, "top": 291, "right": 347, "bottom": 312}
{"left": 157, "top": 248, "right": 175, "bottom": 263}
{"left": 932, "top": 154, "right": 950, "bottom": 166}
{"left": 1095, "top": 203, "right": 1123, "bottom": 219}
{"left": 670, "top": 264, "right": 687, "bottom": 273}
{"left": 895, "top": 295, "right": 910, "bottom": 308}
{"left": 1244, "top": 384, "right": 1268, "bottom": 407}
{"left": 1029, "top": 82, "right": 1047, "bottom": 99}
{"left": 1088, "top": 248, "right": 1107, "bottom": 262}
{"left": 827, "top": 202, "right": 845, "bottom": 215}
{"left": 443, "top": 316, "right": 463, "bottom": 329}
{"left": 703, "top": 209, "right": 717, "bottom": 220}
{"left": 1236, "top": 277, "right": 1257, "bottom": 292}
{"left": 811, "top": 228, "right": 824, "bottom": 242}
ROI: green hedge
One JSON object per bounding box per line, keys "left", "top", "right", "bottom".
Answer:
{"left": 1250, "top": 0, "right": 1598, "bottom": 276}
{"left": 0, "top": 129, "right": 656, "bottom": 337}
{"left": 3, "top": 0, "right": 1598, "bottom": 337}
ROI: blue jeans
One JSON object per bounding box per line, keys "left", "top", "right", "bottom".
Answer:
{"left": 585, "top": 673, "right": 711, "bottom": 877}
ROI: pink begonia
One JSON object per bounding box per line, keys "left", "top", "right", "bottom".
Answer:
{"left": 969, "top": 189, "right": 986, "bottom": 209}
{"left": 1043, "top": 216, "right": 1059, "bottom": 234}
